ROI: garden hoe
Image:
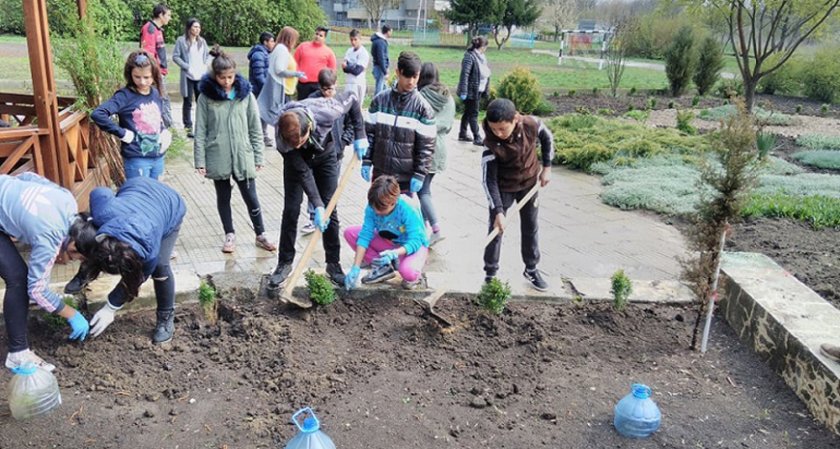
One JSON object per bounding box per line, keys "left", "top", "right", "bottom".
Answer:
{"left": 414, "top": 181, "right": 542, "bottom": 327}
{"left": 277, "top": 152, "right": 361, "bottom": 308}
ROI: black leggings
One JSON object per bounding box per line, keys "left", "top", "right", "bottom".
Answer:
{"left": 460, "top": 98, "right": 481, "bottom": 139}
{"left": 213, "top": 178, "right": 265, "bottom": 236}
{"left": 1, "top": 233, "right": 30, "bottom": 352}
{"left": 182, "top": 79, "right": 200, "bottom": 129}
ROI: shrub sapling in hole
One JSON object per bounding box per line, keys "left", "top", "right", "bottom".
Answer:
{"left": 198, "top": 279, "right": 217, "bottom": 323}
{"left": 611, "top": 269, "right": 632, "bottom": 311}
{"left": 478, "top": 278, "right": 512, "bottom": 315}
{"left": 305, "top": 269, "right": 336, "bottom": 306}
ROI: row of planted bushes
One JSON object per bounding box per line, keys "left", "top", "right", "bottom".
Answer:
{"left": 0, "top": 0, "right": 325, "bottom": 46}
{"left": 758, "top": 46, "right": 840, "bottom": 103}
{"left": 547, "top": 114, "right": 840, "bottom": 229}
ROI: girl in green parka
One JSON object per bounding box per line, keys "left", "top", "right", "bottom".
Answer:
{"left": 417, "top": 62, "right": 456, "bottom": 247}
{"left": 194, "top": 52, "right": 277, "bottom": 254}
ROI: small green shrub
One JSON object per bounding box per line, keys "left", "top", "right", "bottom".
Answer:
{"left": 693, "top": 36, "right": 724, "bottom": 96}
{"left": 665, "top": 26, "right": 696, "bottom": 97}
{"left": 676, "top": 110, "right": 696, "bottom": 135}
{"left": 755, "top": 132, "right": 776, "bottom": 159}
{"left": 497, "top": 67, "right": 542, "bottom": 114}
{"left": 803, "top": 47, "right": 840, "bottom": 103}
{"left": 42, "top": 296, "right": 79, "bottom": 329}
{"left": 198, "top": 279, "right": 217, "bottom": 322}
{"left": 627, "top": 104, "right": 635, "bottom": 112}
{"left": 575, "top": 106, "right": 591, "bottom": 115}
{"left": 561, "top": 143, "right": 614, "bottom": 170}
{"left": 757, "top": 55, "right": 803, "bottom": 96}
{"left": 743, "top": 194, "right": 840, "bottom": 229}
{"left": 629, "top": 86, "right": 637, "bottom": 96}
{"left": 795, "top": 105, "right": 803, "bottom": 114}
{"left": 762, "top": 156, "right": 804, "bottom": 175}
{"left": 610, "top": 269, "right": 633, "bottom": 311}
{"left": 597, "top": 108, "right": 615, "bottom": 116}
{"left": 792, "top": 150, "right": 840, "bottom": 170}
{"left": 568, "top": 89, "right": 577, "bottom": 97}
{"left": 305, "top": 270, "right": 336, "bottom": 306}
{"left": 592, "top": 87, "right": 600, "bottom": 96}
{"left": 667, "top": 100, "right": 676, "bottom": 109}
{"left": 715, "top": 79, "right": 744, "bottom": 99}
{"left": 533, "top": 100, "right": 555, "bottom": 116}
{"left": 646, "top": 97, "right": 657, "bottom": 110}
{"left": 624, "top": 109, "right": 650, "bottom": 122}
{"left": 822, "top": 104, "right": 831, "bottom": 116}
{"left": 797, "top": 134, "right": 840, "bottom": 150}
{"left": 699, "top": 105, "right": 797, "bottom": 126}
{"left": 477, "top": 278, "right": 511, "bottom": 315}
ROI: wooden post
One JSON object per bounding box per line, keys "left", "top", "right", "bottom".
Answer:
{"left": 23, "top": 0, "right": 69, "bottom": 187}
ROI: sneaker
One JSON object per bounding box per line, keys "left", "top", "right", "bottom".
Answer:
{"left": 401, "top": 274, "right": 427, "bottom": 290}
{"left": 64, "top": 271, "right": 91, "bottom": 295}
{"left": 326, "top": 262, "right": 346, "bottom": 286}
{"left": 263, "top": 137, "right": 275, "bottom": 148}
{"left": 428, "top": 231, "right": 445, "bottom": 248}
{"left": 255, "top": 233, "right": 277, "bottom": 252}
{"left": 301, "top": 221, "right": 317, "bottom": 235}
{"left": 473, "top": 137, "right": 484, "bottom": 146}
{"left": 152, "top": 310, "right": 175, "bottom": 344}
{"left": 170, "top": 250, "right": 178, "bottom": 259}
{"left": 5, "top": 349, "right": 55, "bottom": 372}
{"left": 523, "top": 269, "right": 549, "bottom": 292}
{"left": 362, "top": 260, "right": 397, "bottom": 284}
{"left": 820, "top": 343, "right": 840, "bottom": 363}
{"left": 268, "top": 263, "right": 292, "bottom": 289}
{"left": 186, "top": 128, "right": 194, "bottom": 139}
{"left": 458, "top": 133, "right": 472, "bottom": 142}
{"left": 221, "top": 233, "right": 236, "bottom": 253}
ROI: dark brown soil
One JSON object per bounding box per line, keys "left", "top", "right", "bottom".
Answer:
{"left": 2, "top": 290, "right": 837, "bottom": 448}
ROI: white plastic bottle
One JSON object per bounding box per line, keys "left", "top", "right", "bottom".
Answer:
{"left": 8, "top": 363, "right": 62, "bottom": 420}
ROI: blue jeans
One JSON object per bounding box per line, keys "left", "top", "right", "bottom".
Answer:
{"left": 373, "top": 66, "right": 387, "bottom": 96}
{"left": 417, "top": 173, "right": 438, "bottom": 228}
{"left": 124, "top": 156, "right": 165, "bottom": 180}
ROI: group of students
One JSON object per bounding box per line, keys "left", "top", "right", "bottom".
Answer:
{"left": 1, "top": 5, "right": 554, "bottom": 372}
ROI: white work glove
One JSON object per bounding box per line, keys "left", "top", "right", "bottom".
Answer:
{"left": 120, "top": 129, "right": 136, "bottom": 144}
{"left": 90, "top": 301, "right": 121, "bottom": 337}
{"left": 159, "top": 129, "right": 172, "bottom": 154}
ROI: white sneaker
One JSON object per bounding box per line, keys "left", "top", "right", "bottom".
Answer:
{"left": 5, "top": 349, "right": 56, "bottom": 372}
{"left": 301, "top": 222, "right": 317, "bottom": 235}
{"left": 429, "top": 231, "right": 445, "bottom": 247}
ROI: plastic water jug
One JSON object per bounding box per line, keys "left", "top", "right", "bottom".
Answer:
{"left": 7, "top": 363, "right": 62, "bottom": 420}
{"left": 285, "top": 407, "right": 336, "bottom": 449}
{"left": 613, "top": 383, "right": 661, "bottom": 438}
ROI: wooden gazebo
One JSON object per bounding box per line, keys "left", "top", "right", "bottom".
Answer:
{"left": 0, "top": 0, "right": 105, "bottom": 210}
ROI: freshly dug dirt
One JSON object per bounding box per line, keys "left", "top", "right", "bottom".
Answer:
{"left": 2, "top": 289, "right": 837, "bottom": 448}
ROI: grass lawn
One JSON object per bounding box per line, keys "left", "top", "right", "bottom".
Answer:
{"left": 0, "top": 33, "right": 667, "bottom": 95}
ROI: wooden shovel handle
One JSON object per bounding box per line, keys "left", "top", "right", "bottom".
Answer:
{"left": 483, "top": 181, "right": 541, "bottom": 248}
{"left": 280, "top": 152, "right": 361, "bottom": 303}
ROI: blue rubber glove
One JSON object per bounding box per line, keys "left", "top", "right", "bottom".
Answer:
{"left": 409, "top": 175, "right": 423, "bottom": 193}
{"left": 374, "top": 249, "right": 399, "bottom": 266}
{"left": 66, "top": 310, "right": 89, "bottom": 341}
{"left": 313, "top": 206, "right": 329, "bottom": 232}
{"left": 353, "top": 139, "right": 369, "bottom": 160}
{"left": 459, "top": 94, "right": 467, "bottom": 101}
{"left": 361, "top": 164, "right": 371, "bottom": 182}
{"left": 345, "top": 265, "right": 361, "bottom": 291}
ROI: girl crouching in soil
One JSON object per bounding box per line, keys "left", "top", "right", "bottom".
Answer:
{"left": 75, "top": 177, "right": 186, "bottom": 344}
{"left": 343, "top": 175, "right": 429, "bottom": 291}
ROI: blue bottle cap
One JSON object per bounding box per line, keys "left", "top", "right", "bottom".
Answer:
{"left": 302, "top": 416, "right": 319, "bottom": 433}
{"left": 632, "top": 383, "right": 652, "bottom": 399}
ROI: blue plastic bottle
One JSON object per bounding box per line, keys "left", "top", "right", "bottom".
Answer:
{"left": 613, "top": 383, "right": 661, "bottom": 438}
{"left": 285, "top": 407, "right": 336, "bottom": 449}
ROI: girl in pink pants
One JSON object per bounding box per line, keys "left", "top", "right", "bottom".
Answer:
{"left": 343, "top": 176, "right": 430, "bottom": 290}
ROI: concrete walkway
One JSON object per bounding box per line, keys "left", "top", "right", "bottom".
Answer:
{"left": 2, "top": 104, "right": 690, "bottom": 303}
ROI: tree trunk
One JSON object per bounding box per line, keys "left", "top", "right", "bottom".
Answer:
{"left": 744, "top": 77, "right": 757, "bottom": 113}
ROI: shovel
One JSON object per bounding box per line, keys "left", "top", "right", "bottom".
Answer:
{"left": 414, "top": 181, "right": 542, "bottom": 326}
{"left": 278, "top": 152, "right": 361, "bottom": 308}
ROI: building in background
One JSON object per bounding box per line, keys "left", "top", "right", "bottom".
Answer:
{"left": 323, "top": 0, "right": 451, "bottom": 31}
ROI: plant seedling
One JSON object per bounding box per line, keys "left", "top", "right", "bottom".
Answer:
{"left": 42, "top": 296, "right": 79, "bottom": 329}
{"left": 629, "top": 86, "right": 637, "bottom": 96}
{"left": 611, "top": 269, "right": 633, "bottom": 311}
{"left": 692, "top": 96, "right": 700, "bottom": 107}
{"left": 477, "top": 278, "right": 511, "bottom": 315}
{"left": 305, "top": 270, "right": 336, "bottom": 306}
{"left": 198, "top": 279, "right": 218, "bottom": 323}
{"left": 676, "top": 110, "right": 697, "bottom": 135}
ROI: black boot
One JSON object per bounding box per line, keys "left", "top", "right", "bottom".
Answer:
{"left": 64, "top": 262, "right": 95, "bottom": 294}
{"left": 152, "top": 309, "right": 175, "bottom": 344}
{"left": 326, "top": 262, "right": 346, "bottom": 286}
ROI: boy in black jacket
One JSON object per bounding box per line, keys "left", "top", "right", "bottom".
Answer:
{"left": 481, "top": 98, "right": 554, "bottom": 291}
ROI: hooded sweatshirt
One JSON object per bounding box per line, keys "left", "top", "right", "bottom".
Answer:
{"left": 0, "top": 173, "right": 77, "bottom": 314}
{"left": 419, "top": 84, "right": 455, "bottom": 173}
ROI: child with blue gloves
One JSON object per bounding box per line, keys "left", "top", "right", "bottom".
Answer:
{"left": 0, "top": 173, "right": 91, "bottom": 371}
{"left": 267, "top": 91, "right": 369, "bottom": 289}
{"left": 343, "top": 175, "right": 429, "bottom": 290}
{"left": 363, "top": 51, "right": 435, "bottom": 194}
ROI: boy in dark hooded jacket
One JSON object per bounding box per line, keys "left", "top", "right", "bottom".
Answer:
{"left": 248, "top": 32, "right": 274, "bottom": 98}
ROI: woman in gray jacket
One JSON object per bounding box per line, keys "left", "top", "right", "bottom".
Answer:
{"left": 172, "top": 18, "right": 209, "bottom": 137}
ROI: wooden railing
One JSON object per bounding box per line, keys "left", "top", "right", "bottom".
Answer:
{"left": 1, "top": 93, "right": 102, "bottom": 208}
